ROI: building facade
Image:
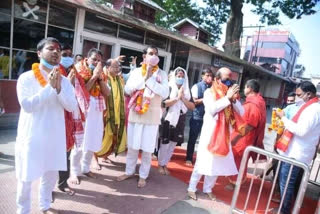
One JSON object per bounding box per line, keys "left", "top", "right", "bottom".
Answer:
{"left": 244, "top": 29, "right": 300, "bottom": 77}
{"left": 0, "top": 0, "right": 289, "bottom": 113}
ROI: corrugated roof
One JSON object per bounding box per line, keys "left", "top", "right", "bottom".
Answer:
{"left": 135, "top": 0, "right": 166, "bottom": 13}
{"left": 61, "top": 0, "right": 288, "bottom": 82}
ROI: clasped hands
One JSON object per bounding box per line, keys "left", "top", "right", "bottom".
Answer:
{"left": 92, "top": 62, "right": 104, "bottom": 82}
{"left": 48, "top": 67, "right": 61, "bottom": 94}
{"left": 226, "top": 84, "right": 240, "bottom": 102}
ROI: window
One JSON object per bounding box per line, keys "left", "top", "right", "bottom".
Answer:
{"left": 119, "top": 26, "right": 145, "bottom": 44}
{"left": 11, "top": 51, "right": 39, "bottom": 79}
{"left": 252, "top": 56, "right": 258, "bottom": 62}
{"left": 259, "top": 57, "right": 278, "bottom": 64}
{"left": 84, "top": 12, "right": 118, "bottom": 37}
{"left": 145, "top": 32, "right": 167, "bottom": 50}
{"left": 14, "top": 0, "right": 48, "bottom": 24}
{"left": 262, "top": 42, "right": 285, "bottom": 49}
{"left": 0, "top": 0, "right": 76, "bottom": 79}
{"left": 49, "top": 0, "right": 76, "bottom": 30}
{"left": 0, "top": 48, "right": 10, "bottom": 79}
{"left": 0, "top": 0, "right": 11, "bottom": 15}
{"left": 47, "top": 26, "right": 74, "bottom": 47}
{"left": 0, "top": 9, "right": 11, "bottom": 48}
{"left": 13, "top": 18, "right": 45, "bottom": 51}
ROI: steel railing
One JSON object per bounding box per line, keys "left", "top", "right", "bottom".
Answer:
{"left": 230, "top": 146, "right": 310, "bottom": 214}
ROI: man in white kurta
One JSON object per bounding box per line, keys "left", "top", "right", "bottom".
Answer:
{"left": 117, "top": 46, "right": 169, "bottom": 187}
{"left": 187, "top": 67, "right": 244, "bottom": 200}
{"left": 16, "top": 38, "right": 77, "bottom": 214}
{"left": 69, "top": 49, "right": 109, "bottom": 184}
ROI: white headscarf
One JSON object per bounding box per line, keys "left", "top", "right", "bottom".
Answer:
{"left": 165, "top": 67, "right": 191, "bottom": 127}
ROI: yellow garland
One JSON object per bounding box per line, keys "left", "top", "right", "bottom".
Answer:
{"left": 268, "top": 108, "right": 284, "bottom": 135}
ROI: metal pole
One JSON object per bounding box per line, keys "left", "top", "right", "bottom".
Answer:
{"left": 253, "top": 25, "right": 262, "bottom": 65}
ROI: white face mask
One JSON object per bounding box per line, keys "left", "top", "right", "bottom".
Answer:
{"left": 295, "top": 96, "right": 304, "bottom": 104}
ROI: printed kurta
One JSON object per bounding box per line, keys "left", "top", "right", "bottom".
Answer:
{"left": 15, "top": 70, "right": 77, "bottom": 182}
{"left": 96, "top": 75, "right": 127, "bottom": 157}
{"left": 193, "top": 90, "right": 244, "bottom": 176}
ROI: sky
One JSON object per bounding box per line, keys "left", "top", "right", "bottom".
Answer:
{"left": 193, "top": 1, "right": 320, "bottom": 77}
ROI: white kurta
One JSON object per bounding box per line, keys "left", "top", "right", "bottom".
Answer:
{"left": 16, "top": 70, "right": 77, "bottom": 182}
{"left": 193, "top": 89, "right": 244, "bottom": 177}
{"left": 82, "top": 96, "right": 104, "bottom": 152}
{"left": 125, "top": 67, "right": 169, "bottom": 153}
{"left": 278, "top": 102, "right": 320, "bottom": 165}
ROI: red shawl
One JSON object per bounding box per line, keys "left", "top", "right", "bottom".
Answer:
{"left": 276, "top": 97, "right": 319, "bottom": 152}
{"left": 207, "top": 80, "right": 245, "bottom": 156}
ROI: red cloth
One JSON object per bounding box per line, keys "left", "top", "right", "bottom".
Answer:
{"left": 229, "top": 94, "right": 266, "bottom": 184}
{"left": 59, "top": 65, "right": 75, "bottom": 151}
{"left": 276, "top": 97, "right": 319, "bottom": 152}
{"left": 207, "top": 80, "right": 245, "bottom": 156}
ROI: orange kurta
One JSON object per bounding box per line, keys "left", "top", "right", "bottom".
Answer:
{"left": 229, "top": 94, "right": 266, "bottom": 184}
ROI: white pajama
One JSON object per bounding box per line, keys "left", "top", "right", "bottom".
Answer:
{"left": 187, "top": 170, "right": 217, "bottom": 193}
{"left": 70, "top": 147, "right": 94, "bottom": 176}
{"left": 17, "top": 171, "right": 58, "bottom": 214}
{"left": 158, "top": 141, "right": 177, "bottom": 166}
{"left": 127, "top": 123, "right": 159, "bottom": 153}
{"left": 125, "top": 148, "right": 152, "bottom": 179}
{"left": 70, "top": 97, "right": 104, "bottom": 177}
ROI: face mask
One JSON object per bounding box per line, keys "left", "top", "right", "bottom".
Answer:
{"left": 88, "top": 64, "right": 95, "bottom": 71}
{"left": 146, "top": 55, "right": 159, "bottom": 66}
{"left": 221, "top": 79, "right": 233, "bottom": 87}
{"left": 176, "top": 77, "right": 185, "bottom": 85}
{"left": 40, "top": 58, "right": 58, "bottom": 70}
{"left": 295, "top": 96, "right": 304, "bottom": 104}
{"left": 60, "top": 57, "right": 73, "bottom": 69}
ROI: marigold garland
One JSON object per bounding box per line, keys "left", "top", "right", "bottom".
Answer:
{"left": 32, "top": 63, "right": 47, "bottom": 87}
{"left": 132, "top": 64, "right": 158, "bottom": 115}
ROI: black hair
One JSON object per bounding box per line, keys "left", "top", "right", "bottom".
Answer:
{"left": 61, "top": 44, "right": 72, "bottom": 51}
{"left": 143, "top": 45, "right": 158, "bottom": 54}
{"left": 105, "top": 59, "right": 113, "bottom": 67}
{"left": 37, "top": 37, "right": 61, "bottom": 51}
{"left": 202, "top": 68, "right": 213, "bottom": 76}
{"left": 288, "top": 92, "right": 296, "bottom": 97}
{"left": 87, "top": 48, "right": 103, "bottom": 58}
{"left": 297, "top": 81, "right": 316, "bottom": 94}
{"left": 245, "top": 79, "right": 260, "bottom": 93}
{"left": 75, "top": 54, "right": 83, "bottom": 58}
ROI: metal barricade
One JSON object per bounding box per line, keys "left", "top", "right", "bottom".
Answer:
{"left": 309, "top": 158, "right": 320, "bottom": 186}
{"left": 230, "top": 146, "right": 310, "bottom": 214}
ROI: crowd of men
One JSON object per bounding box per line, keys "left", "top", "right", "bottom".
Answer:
{"left": 14, "top": 37, "right": 320, "bottom": 214}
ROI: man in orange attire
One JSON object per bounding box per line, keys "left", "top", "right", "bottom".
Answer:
{"left": 227, "top": 79, "right": 266, "bottom": 189}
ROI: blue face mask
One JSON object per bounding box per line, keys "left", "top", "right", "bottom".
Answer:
{"left": 60, "top": 57, "right": 73, "bottom": 69}
{"left": 176, "top": 77, "right": 185, "bottom": 85}
{"left": 88, "top": 64, "right": 95, "bottom": 71}
{"left": 221, "top": 79, "right": 233, "bottom": 87}
{"left": 40, "top": 58, "right": 58, "bottom": 70}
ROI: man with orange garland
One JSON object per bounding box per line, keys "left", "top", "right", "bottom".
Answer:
{"left": 117, "top": 45, "right": 169, "bottom": 188}
{"left": 187, "top": 67, "right": 244, "bottom": 200}
{"left": 69, "top": 48, "right": 109, "bottom": 185}
{"left": 15, "top": 37, "right": 77, "bottom": 214}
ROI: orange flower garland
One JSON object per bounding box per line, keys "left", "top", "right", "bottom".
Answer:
{"left": 133, "top": 64, "right": 158, "bottom": 115}
{"left": 32, "top": 63, "right": 48, "bottom": 87}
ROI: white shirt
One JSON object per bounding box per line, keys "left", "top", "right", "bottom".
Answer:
{"left": 191, "top": 84, "right": 198, "bottom": 99}
{"left": 194, "top": 90, "right": 244, "bottom": 176}
{"left": 16, "top": 70, "right": 77, "bottom": 181}
{"left": 278, "top": 102, "right": 320, "bottom": 165}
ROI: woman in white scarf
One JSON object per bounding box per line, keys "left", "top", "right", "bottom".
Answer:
{"left": 158, "top": 67, "right": 195, "bottom": 175}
